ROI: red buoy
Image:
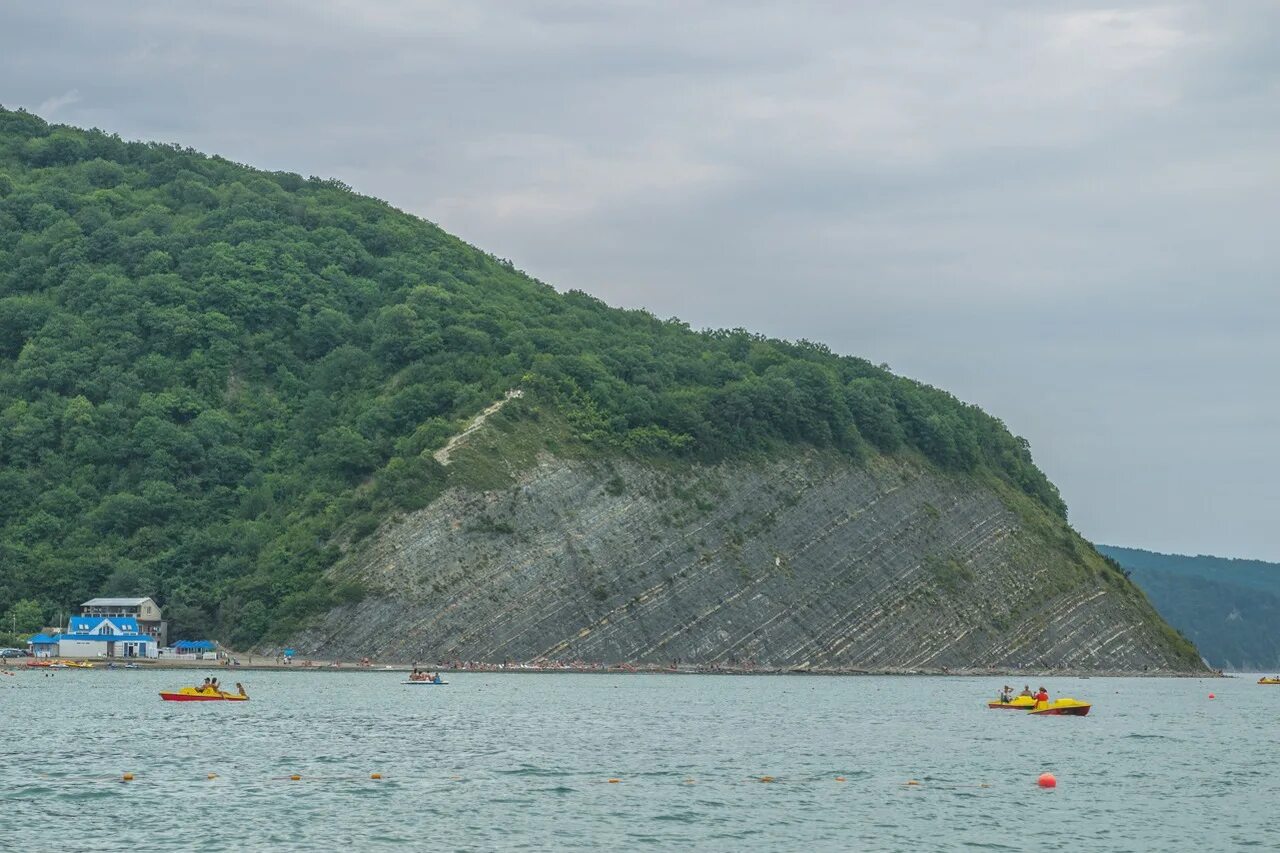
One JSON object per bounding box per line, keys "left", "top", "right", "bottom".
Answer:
{"left": 1038, "top": 772, "right": 1057, "bottom": 789}
{"left": 1208, "top": 693, "right": 1215, "bottom": 699}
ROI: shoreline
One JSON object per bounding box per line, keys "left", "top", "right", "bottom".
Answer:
{"left": 7, "top": 655, "right": 1221, "bottom": 678}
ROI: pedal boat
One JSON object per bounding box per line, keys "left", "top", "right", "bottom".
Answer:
{"left": 403, "top": 679, "right": 448, "bottom": 686}
{"left": 988, "top": 695, "right": 1037, "bottom": 710}
{"left": 1027, "top": 697, "right": 1091, "bottom": 716}
{"left": 160, "top": 687, "right": 249, "bottom": 702}
{"left": 1259, "top": 677, "right": 1280, "bottom": 685}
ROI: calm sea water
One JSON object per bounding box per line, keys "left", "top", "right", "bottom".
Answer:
{"left": 1, "top": 670, "right": 1276, "bottom": 851}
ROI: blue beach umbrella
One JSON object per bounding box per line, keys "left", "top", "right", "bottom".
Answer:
{"left": 283, "top": 648, "right": 295, "bottom": 658}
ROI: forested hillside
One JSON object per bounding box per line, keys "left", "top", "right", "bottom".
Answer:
{"left": 0, "top": 106, "right": 1089, "bottom": 650}
{"left": 1098, "top": 545, "right": 1280, "bottom": 671}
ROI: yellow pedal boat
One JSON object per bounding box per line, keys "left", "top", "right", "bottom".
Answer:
{"left": 1258, "top": 677, "right": 1280, "bottom": 685}
{"left": 988, "top": 695, "right": 1037, "bottom": 710}
{"left": 160, "top": 687, "right": 249, "bottom": 702}
{"left": 1027, "top": 697, "right": 1091, "bottom": 716}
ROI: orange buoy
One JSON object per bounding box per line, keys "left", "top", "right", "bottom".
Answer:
{"left": 1038, "top": 772, "right": 1056, "bottom": 789}
{"left": 207, "top": 773, "right": 217, "bottom": 780}
{"left": 121, "top": 773, "right": 134, "bottom": 782}
{"left": 289, "top": 774, "right": 301, "bottom": 781}
{"left": 759, "top": 775, "right": 775, "bottom": 783}
{"left": 370, "top": 773, "right": 382, "bottom": 780}
{"left": 835, "top": 776, "right": 846, "bottom": 782}
{"left": 906, "top": 779, "right": 920, "bottom": 786}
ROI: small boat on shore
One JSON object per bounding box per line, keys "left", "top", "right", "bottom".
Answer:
{"left": 160, "top": 687, "right": 249, "bottom": 702}
{"left": 1027, "top": 697, "right": 1091, "bottom": 716}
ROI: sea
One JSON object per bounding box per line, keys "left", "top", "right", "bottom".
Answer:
{"left": 1, "top": 670, "right": 1276, "bottom": 851}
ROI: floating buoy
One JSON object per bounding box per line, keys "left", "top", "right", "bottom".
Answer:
{"left": 906, "top": 779, "right": 920, "bottom": 786}
{"left": 607, "top": 778, "right": 621, "bottom": 784}
{"left": 1208, "top": 693, "right": 1215, "bottom": 699}
{"left": 683, "top": 778, "right": 695, "bottom": 785}
{"left": 370, "top": 773, "right": 382, "bottom": 780}
{"left": 289, "top": 774, "right": 301, "bottom": 781}
{"left": 1038, "top": 772, "right": 1056, "bottom": 789}
{"left": 207, "top": 773, "right": 217, "bottom": 780}
{"left": 759, "top": 776, "right": 775, "bottom": 783}
{"left": 835, "top": 776, "right": 846, "bottom": 782}
{"left": 121, "top": 773, "right": 134, "bottom": 782}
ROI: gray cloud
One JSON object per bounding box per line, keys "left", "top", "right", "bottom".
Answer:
{"left": 3, "top": 0, "right": 1278, "bottom": 558}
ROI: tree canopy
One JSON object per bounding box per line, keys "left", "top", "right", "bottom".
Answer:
{"left": 0, "top": 106, "right": 1065, "bottom": 647}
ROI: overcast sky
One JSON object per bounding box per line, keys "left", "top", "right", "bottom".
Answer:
{"left": 3, "top": 1, "right": 1278, "bottom": 560}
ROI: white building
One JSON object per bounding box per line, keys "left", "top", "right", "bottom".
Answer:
{"left": 54, "top": 615, "right": 159, "bottom": 659}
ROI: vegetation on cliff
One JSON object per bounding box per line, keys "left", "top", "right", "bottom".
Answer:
{"left": 1, "top": 106, "right": 1064, "bottom": 647}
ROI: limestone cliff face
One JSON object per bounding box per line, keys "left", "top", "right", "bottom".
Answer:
{"left": 296, "top": 421, "right": 1203, "bottom": 672}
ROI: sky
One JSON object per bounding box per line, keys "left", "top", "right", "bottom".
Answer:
{"left": 2, "top": 1, "right": 1278, "bottom": 560}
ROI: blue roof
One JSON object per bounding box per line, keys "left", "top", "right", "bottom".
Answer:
{"left": 68, "top": 615, "right": 140, "bottom": 634}
{"left": 27, "top": 633, "right": 57, "bottom": 644}
{"left": 173, "top": 640, "right": 216, "bottom": 650}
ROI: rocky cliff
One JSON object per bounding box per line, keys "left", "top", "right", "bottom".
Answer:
{"left": 296, "top": 404, "right": 1203, "bottom": 672}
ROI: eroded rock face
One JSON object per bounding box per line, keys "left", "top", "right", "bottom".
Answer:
{"left": 299, "top": 451, "right": 1201, "bottom": 672}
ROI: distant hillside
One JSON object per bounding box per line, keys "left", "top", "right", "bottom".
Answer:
{"left": 1098, "top": 545, "right": 1280, "bottom": 671}
{"left": 0, "top": 106, "right": 1203, "bottom": 670}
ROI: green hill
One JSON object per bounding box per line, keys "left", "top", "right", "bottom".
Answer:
{"left": 1097, "top": 545, "right": 1280, "bottom": 671}
{"left": 0, "top": 107, "right": 1198, "bottom": 669}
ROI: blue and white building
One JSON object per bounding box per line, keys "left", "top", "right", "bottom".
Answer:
{"left": 52, "top": 615, "right": 160, "bottom": 659}
{"left": 26, "top": 633, "right": 60, "bottom": 658}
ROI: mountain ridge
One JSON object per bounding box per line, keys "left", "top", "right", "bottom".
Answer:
{"left": 0, "top": 106, "right": 1203, "bottom": 671}
{"left": 1098, "top": 545, "right": 1280, "bottom": 671}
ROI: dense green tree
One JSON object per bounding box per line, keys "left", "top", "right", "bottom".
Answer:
{"left": 0, "top": 105, "right": 1067, "bottom": 646}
